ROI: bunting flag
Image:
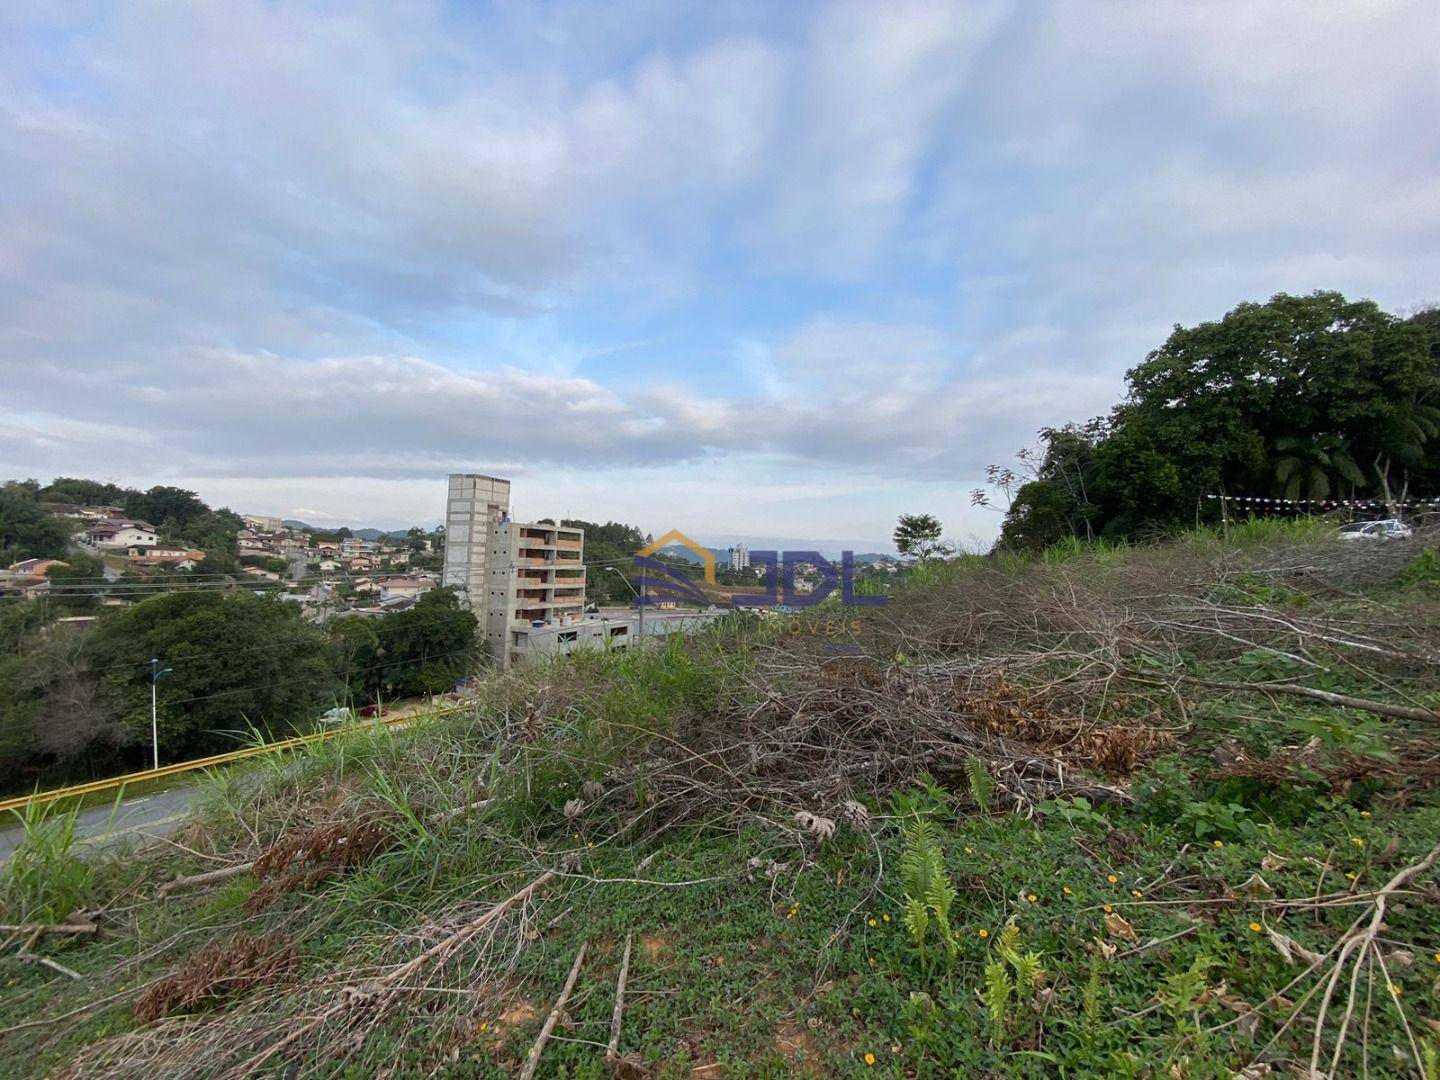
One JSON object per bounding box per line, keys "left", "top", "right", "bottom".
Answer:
{"left": 1204, "top": 495, "right": 1439, "bottom": 509}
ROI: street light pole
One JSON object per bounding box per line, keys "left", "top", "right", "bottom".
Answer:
{"left": 149, "top": 657, "right": 173, "bottom": 770}
{"left": 606, "top": 567, "right": 645, "bottom": 646}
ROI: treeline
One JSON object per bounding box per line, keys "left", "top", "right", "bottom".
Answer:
{"left": 0, "top": 588, "right": 477, "bottom": 796}
{"left": 995, "top": 292, "right": 1440, "bottom": 550}
{"left": 1, "top": 477, "right": 245, "bottom": 573}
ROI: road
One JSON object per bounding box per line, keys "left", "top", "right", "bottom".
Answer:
{"left": 0, "top": 784, "right": 198, "bottom": 862}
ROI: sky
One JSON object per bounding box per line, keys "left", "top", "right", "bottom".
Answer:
{"left": 2, "top": 1, "right": 1438, "bottom": 552}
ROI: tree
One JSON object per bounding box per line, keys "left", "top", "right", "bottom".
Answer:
{"left": 346, "top": 588, "right": 478, "bottom": 698}
{"left": 85, "top": 591, "right": 339, "bottom": 761}
{"left": 894, "top": 514, "right": 948, "bottom": 560}
{"left": 0, "top": 624, "right": 128, "bottom": 795}
{"left": 1272, "top": 434, "right": 1366, "bottom": 502}
{"left": 0, "top": 483, "right": 71, "bottom": 563}
{"left": 46, "top": 554, "right": 108, "bottom": 612}
{"left": 995, "top": 291, "right": 1440, "bottom": 543}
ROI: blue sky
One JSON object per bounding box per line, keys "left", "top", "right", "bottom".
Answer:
{"left": 2, "top": 1, "right": 1437, "bottom": 551}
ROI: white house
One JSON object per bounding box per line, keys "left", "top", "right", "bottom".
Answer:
{"left": 378, "top": 576, "right": 433, "bottom": 602}
{"left": 85, "top": 519, "right": 158, "bottom": 550}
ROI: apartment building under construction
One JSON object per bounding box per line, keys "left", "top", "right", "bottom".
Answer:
{"left": 484, "top": 519, "right": 586, "bottom": 668}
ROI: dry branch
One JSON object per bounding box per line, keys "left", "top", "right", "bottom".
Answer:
{"left": 225, "top": 868, "right": 557, "bottom": 1078}
{"left": 0, "top": 921, "right": 98, "bottom": 936}
{"left": 520, "top": 940, "right": 588, "bottom": 1080}
{"left": 607, "top": 932, "right": 633, "bottom": 1062}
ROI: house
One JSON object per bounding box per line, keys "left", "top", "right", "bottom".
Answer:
{"left": 0, "top": 559, "right": 67, "bottom": 600}
{"left": 126, "top": 545, "right": 198, "bottom": 559}
{"left": 85, "top": 519, "right": 158, "bottom": 550}
{"left": 377, "top": 576, "right": 433, "bottom": 602}
{"left": 8, "top": 558, "right": 67, "bottom": 577}
{"left": 128, "top": 549, "right": 206, "bottom": 572}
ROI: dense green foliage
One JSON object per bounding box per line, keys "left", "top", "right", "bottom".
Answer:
{"left": 999, "top": 292, "right": 1440, "bottom": 549}
{"left": 0, "top": 482, "right": 72, "bottom": 562}
{"left": 83, "top": 591, "right": 340, "bottom": 762}
{"left": 329, "top": 587, "right": 478, "bottom": 702}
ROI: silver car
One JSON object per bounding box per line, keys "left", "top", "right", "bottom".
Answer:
{"left": 1337, "top": 519, "right": 1412, "bottom": 540}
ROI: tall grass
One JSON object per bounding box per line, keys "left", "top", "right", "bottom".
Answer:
{"left": 2, "top": 795, "right": 105, "bottom": 922}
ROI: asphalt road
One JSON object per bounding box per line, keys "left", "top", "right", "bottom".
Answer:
{"left": 0, "top": 784, "right": 198, "bottom": 862}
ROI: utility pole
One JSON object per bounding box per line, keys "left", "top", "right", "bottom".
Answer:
{"left": 149, "top": 657, "right": 173, "bottom": 770}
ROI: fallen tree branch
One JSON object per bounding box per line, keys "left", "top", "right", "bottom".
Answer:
{"left": 159, "top": 799, "right": 494, "bottom": 898}
{"left": 226, "top": 868, "right": 557, "bottom": 1078}
{"left": 16, "top": 953, "right": 82, "bottom": 980}
{"left": 1188, "top": 677, "right": 1440, "bottom": 725}
{"left": 157, "top": 863, "right": 254, "bottom": 896}
{"left": 520, "top": 939, "right": 588, "bottom": 1080}
{"left": 607, "top": 932, "right": 633, "bottom": 1062}
{"left": 0, "top": 921, "right": 98, "bottom": 936}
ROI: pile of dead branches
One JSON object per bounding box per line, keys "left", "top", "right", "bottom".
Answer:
{"left": 587, "top": 641, "right": 1139, "bottom": 834}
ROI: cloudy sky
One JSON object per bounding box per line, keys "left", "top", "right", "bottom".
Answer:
{"left": 3, "top": 1, "right": 1437, "bottom": 550}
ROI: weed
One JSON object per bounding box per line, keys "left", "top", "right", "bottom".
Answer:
{"left": 963, "top": 756, "right": 995, "bottom": 812}
{"left": 1, "top": 795, "right": 99, "bottom": 922}
{"left": 899, "top": 814, "right": 958, "bottom": 969}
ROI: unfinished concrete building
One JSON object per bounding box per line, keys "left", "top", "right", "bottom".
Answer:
{"left": 484, "top": 520, "right": 586, "bottom": 668}
{"left": 441, "top": 473, "right": 511, "bottom": 607}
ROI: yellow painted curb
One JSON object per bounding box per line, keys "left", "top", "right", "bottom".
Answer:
{"left": 0, "top": 703, "right": 471, "bottom": 815}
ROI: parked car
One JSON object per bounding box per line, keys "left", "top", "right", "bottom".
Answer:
{"left": 1337, "top": 519, "right": 1412, "bottom": 541}
{"left": 317, "top": 706, "right": 356, "bottom": 725}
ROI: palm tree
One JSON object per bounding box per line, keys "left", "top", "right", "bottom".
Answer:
{"left": 1273, "top": 434, "right": 1366, "bottom": 502}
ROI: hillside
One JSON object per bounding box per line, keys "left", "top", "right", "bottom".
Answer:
{"left": 4, "top": 521, "right": 1440, "bottom": 1077}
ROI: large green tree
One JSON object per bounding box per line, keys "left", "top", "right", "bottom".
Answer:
{"left": 996, "top": 292, "right": 1440, "bottom": 544}
{"left": 340, "top": 588, "right": 478, "bottom": 699}
{"left": 0, "top": 483, "right": 71, "bottom": 563}
{"left": 86, "top": 591, "right": 339, "bottom": 761}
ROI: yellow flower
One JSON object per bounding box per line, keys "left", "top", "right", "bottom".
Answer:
{"left": 1390, "top": 983, "right": 1402, "bottom": 996}
{"left": 1345, "top": 871, "right": 1356, "bottom": 880}
{"left": 1359, "top": 810, "right": 1371, "bottom": 818}
{"left": 978, "top": 928, "right": 989, "bottom": 938}
{"left": 1350, "top": 837, "right": 1365, "bottom": 847}
{"left": 1212, "top": 840, "right": 1224, "bottom": 848}
{"left": 1433, "top": 952, "right": 1440, "bottom": 964}
{"left": 868, "top": 918, "right": 877, "bottom": 927}
{"left": 964, "top": 846, "right": 974, "bottom": 854}
{"left": 1102, "top": 904, "right": 1113, "bottom": 913}
{"left": 1131, "top": 890, "right": 1143, "bottom": 898}
{"left": 864, "top": 1051, "right": 876, "bottom": 1065}
{"left": 1249, "top": 922, "right": 1262, "bottom": 933}
{"left": 478, "top": 1021, "right": 488, "bottom": 1032}
{"left": 586, "top": 842, "right": 594, "bottom": 848}
{"left": 882, "top": 913, "right": 890, "bottom": 922}
{"left": 1107, "top": 874, "right": 1118, "bottom": 884}
{"left": 1063, "top": 886, "right": 1073, "bottom": 895}
{"left": 1026, "top": 893, "right": 1038, "bottom": 902}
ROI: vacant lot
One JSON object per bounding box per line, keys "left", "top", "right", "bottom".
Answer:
{"left": 4, "top": 521, "right": 1439, "bottom": 1077}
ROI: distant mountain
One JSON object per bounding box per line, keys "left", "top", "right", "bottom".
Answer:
{"left": 651, "top": 544, "right": 728, "bottom": 565}
{"left": 282, "top": 520, "right": 414, "bottom": 540}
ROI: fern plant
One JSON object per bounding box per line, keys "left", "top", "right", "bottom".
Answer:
{"left": 964, "top": 756, "right": 995, "bottom": 812}
{"left": 982, "top": 958, "right": 1013, "bottom": 1047}
{"left": 899, "top": 815, "right": 959, "bottom": 968}
{"left": 979, "top": 921, "right": 1047, "bottom": 1048}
